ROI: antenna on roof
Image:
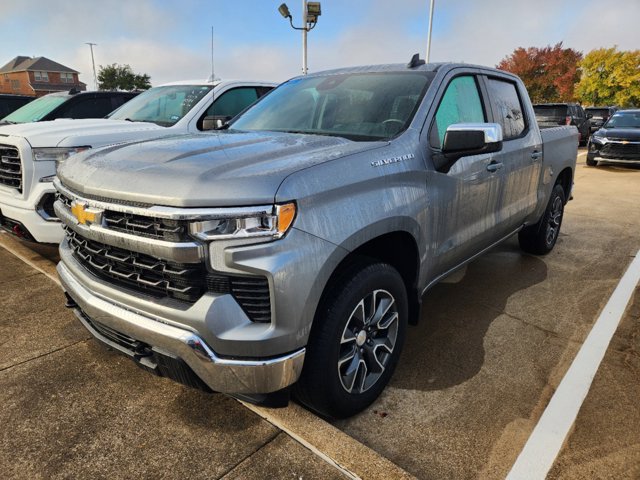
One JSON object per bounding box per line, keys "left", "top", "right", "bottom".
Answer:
{"left": 407, "top": 53, "right": 425, "bottom": 69}
{"left": 210, "top": 26, "right": 215, "bottom": 83}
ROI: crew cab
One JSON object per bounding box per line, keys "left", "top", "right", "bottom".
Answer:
{"left": 0, "top": 79, "right": 275, "bottom": 243}
{"left": 55, "top": 60, "right": 578, "bottom": 418}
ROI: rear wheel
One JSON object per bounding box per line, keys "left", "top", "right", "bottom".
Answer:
{"left": 294, "top": 260, "right": 408, "bottom": 418}
{"left": 519, "top": 184, "right": 566, "bottom": 255}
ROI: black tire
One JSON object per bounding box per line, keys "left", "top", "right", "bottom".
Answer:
{"left": 519, "top": 183, "right": 566, "bottom": 255}
{"left": 294, "top": 259, "right": 408, "bottom": 418}
{"left": 586, "top": 156, "right": 598, "bottom": 167}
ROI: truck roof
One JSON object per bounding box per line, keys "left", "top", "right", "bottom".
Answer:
{"left": 159, "top": 79, "right": 276, "bottom": 87}
{"left": 303, "top": 61, "right": 496, "bottom": 78}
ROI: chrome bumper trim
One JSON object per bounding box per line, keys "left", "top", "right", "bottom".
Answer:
{"left": 54, "top": 178, "right": 273, "bottom": 221}
{"left": 58, "top": 261, "right": 305, "bottom": 394}
{"left": 54, "top": 200, "right": 204, "bottom": 263}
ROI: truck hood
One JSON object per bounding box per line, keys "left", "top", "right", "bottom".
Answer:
{"left": 0, "top": 119, "right": 165, "bottom": 148}
{"left": 595, "top": 128, "right": 640, "bottom": 141}
{"left": 58, "top": 131, "right": 383, "bottom": 207}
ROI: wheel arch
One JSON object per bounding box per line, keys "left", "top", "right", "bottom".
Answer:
{"left": 556, "top": 167, "right": 573, "bottom": 203}
{"left": 319, "top": 229, "right": 422, "bottom": 326}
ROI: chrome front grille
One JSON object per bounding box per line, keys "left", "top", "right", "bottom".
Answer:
{"left": 66, "top": 227, "right": 207, "bottom": 302}
{"left": 64, "top": 223, "right": 272, "bottom": 322}
{"left": 104, "top": 211, "right": 189, "bottom": 242}
{"left": 0, "top": 145, "right": 22, "bottom": 192}
{"left": 58, "top": 183, "right": 273, "bottom": 322}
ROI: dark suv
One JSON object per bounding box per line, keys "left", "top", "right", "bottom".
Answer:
{"left": 585, "top": 106, "right": 618, "bottom": 133}
{"left": 534, "top": 103, "right": 591, "bottom": 145}
{"left": 0, "top": 94, "right": 33, "bottom": 118}
{"left": 0, "top": 89, "right": 138, "bottom": 125}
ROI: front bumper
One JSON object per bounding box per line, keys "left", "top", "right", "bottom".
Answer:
{"left": 0, "top": 138, "right": 63, "bottom": 243}
{"left": 588, "top": 140, "right": 640, "bottom": 163}
{"left": 58, "top": 260, "right": 305, "bottom": 394}
{"left": 0, "top": 183, "right": 62, "bottom": 243}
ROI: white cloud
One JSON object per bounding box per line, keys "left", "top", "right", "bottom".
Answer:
{"left": 1, "top": 0, "right": 638, "bottom": 89}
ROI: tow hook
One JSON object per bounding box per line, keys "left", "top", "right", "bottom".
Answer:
{"left": 64, "top": 292, "right": 77, "bottom": 308}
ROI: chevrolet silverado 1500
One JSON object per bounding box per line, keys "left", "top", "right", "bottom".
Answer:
{"left": 55, "top": 60, "right": 578, "bottom": 418}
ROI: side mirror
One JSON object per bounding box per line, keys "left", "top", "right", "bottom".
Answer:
{"left": 433, "top": 123, "right": 503, "bottom": 172}
{"left": 586, "top": 113, "right": 593, "bottom": 119}
{"left": 202, "top": 115, "right": 232, "bottom": 131}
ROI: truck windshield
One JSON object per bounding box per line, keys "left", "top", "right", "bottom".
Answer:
{"left": 108, "top": 85, "right": 213, "bottom": 127}
{"left": 2, "top": 95, "right": 67, "bottom": 123}
{"left": 604, "top": 112, "right": 640, "bottom": 129}
{"left": 231, "top": 72, "right": 434, "bottom": 141}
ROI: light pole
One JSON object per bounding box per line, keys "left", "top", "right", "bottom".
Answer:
{"left": 278, "top": 2, "right": 322, "bottom": 75}
{"left": 426, "top": 0, "right": 435, "bottom": 63}
{"left": 85, "top": 42, "right": 98, "bottom": 90}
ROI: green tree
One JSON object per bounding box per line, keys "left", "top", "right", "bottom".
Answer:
{"left": 97, "top": 64, "right": 151, "bottom": 91}
{"left": 497, "top": 43, "right": 583, "bottom": 103}
{"left": 576, "top": 47, "right": 640, "bottom": 107}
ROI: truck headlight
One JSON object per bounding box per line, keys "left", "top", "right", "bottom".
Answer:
{"left": 32, "top": 146, "right": 91, "bottom": 163}
{"left": 591, "top": 134, "right": 606, "bottom": 144}
{"left": 189, "top": 202, "right": 296, "bottom": 241}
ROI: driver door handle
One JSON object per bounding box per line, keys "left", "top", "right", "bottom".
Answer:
{"left": 486, "top": 161, "right": 503, "bottom": 173}
{"left": 531, "top": 151, "right": 542, "bottom": 160}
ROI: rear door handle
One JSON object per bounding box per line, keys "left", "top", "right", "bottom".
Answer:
{"left": 531, "top": 151, "right": 542, "bottom": 160}
{"left": 486, "top": 161, "right": 503, "bottom": 173}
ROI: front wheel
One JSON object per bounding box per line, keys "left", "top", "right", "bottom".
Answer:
{"left": 586, "top": 155, "right": 598, "bottom": 167}
{"left": 519, "top": 184, "right": 566, "bottom": 255}
{"left": 294, "top": 260, "right": 408, "bottom": 418}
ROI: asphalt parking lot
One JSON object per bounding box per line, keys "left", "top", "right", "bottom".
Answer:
{"left": 1, "top": 150, "right": 638, "bottom": 479}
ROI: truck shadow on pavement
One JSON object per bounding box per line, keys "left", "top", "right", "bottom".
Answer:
{"left": 392, "top": 244, "right": 548, "bottom": 391}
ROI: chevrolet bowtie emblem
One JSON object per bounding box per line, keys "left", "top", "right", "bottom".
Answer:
{"left": 71, "top": 202, "right": 102, "bottom": 226}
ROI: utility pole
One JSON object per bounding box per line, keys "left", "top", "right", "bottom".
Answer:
{"left": 86, "top": 42, "right": 98, "bottom": 90}
{"left": 426, "top": 0, "right": 435, "bottom": 63}
{"left": 278, "top": 2, "right": 321, "bottom": 75}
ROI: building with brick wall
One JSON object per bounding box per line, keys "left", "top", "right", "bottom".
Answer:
{"left": 0, "top": 56, "right": 86, "bottom": 97}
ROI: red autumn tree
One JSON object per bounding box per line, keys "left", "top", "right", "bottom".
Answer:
{"left": 497, "top": 43, "right": 583, "bottom": 103}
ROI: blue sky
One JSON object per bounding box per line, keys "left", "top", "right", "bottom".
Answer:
{"left": 0, "top": 0, "right": 637, "bottom": 87}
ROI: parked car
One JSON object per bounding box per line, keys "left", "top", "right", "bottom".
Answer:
{"left": 55, "top": 60, "right": 579, "bottom": 418}
{"left": 587, "top": 109, "right": 640, "bottom": 166}
{"left": 0, "top": 79, "right": 275, "bottom": 243}
{"left": 534, "top": 103, "right": 590, "bottom": 145}
{"left": 0, "top": 94, "right": 33, "bottom": 118}
{"left": 0, "top": 89, "right": 137, "bottom": 125}
{"left": 585, "top": 106, "right": 618, "bottom": 133}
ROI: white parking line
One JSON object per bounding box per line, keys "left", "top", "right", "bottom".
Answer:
{"left": 507, "top": 250, "right": 640, "bottom": 480}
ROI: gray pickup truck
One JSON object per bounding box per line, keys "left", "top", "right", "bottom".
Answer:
{"left": 55, "top": 60, "right": 578, "bottom": 418}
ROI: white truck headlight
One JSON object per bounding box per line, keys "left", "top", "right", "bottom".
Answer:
{"left": 33, "top": 147, "right": 91, "bottom": 177}
{"left": 189, "top": 203, "right": 296, "bottom": 241}
{"left": 32, "top": 146, "right": 91, "bottom": 163}
{"left": 591, "top": 134, "right": 606, "bottom": 144}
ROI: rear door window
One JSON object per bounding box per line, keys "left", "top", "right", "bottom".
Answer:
{"left": 60, "top": 96, "right": 114, "bottom": 119}
{"left": 486, "top": 78, "right": 526, "bottom": 140}
{"left": 430, "top": 75, "right": 485, "bottom": 149}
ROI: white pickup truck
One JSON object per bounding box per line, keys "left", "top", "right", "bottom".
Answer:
{"left": 0, "top": 79, "right": 275, "bottom": 243}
